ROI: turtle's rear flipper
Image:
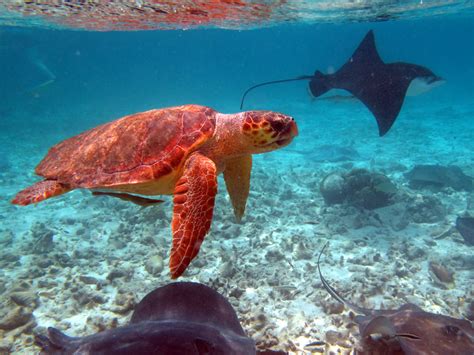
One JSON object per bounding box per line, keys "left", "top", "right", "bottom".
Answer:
{"left": 12, "top": 180, "right": 70, "bottom": 206}
{"left": 92, "top": 191, "right": 164, "bottom": 207}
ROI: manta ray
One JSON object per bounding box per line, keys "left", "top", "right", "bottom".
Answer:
{"left": 240, "top": 30, "right": 444, "bottom": 136}
{"left": 316, "top": 243, "right": 474, "bottom": 354}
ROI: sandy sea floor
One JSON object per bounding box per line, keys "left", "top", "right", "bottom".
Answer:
{"left": 0, "top": 96, "right": 473, "bottom": 353}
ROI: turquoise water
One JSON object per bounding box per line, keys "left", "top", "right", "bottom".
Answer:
{"left": 2, "top": 16, "right": 473, "bottom": 132}
{"left": 1, "top": 3, "right": 473, "bottom": 354}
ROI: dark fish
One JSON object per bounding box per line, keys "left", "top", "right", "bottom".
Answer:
{"left": 240, "top": 30, "right": 444, "bottom": 136}
{"left": 317, "top": 243, "right": 474, "bottom": 354}
{"left": 35, "top": 282, "right": 257, "bottom": 354}
{"left": 92, "top": 191, "right": 164, "bottom": 207}
{"left": 456, "top": 216, "right": 474, "bottom": 245}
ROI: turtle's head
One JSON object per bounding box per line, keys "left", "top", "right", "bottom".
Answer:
{"left": 241, "top": 111, "right": 298, "bottom": 153}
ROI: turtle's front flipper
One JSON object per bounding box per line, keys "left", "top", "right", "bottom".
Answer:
{"left": 223, "top": 155, "right": 252, "bottom": 223}
{"left": 170, "top": 153, "right": 217, "bottom": 279}
{"left": 12, "top": 180, "right": 70, "bottom": 206}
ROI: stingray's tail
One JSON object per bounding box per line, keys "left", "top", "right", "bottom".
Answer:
{"left": 308, "top": 70, "right": 332, "bottom": 98}
{"left": 317, "top": 242, "right": 372, "bottom": 316}
{"left": 240, "top": 75, "right": 313, "bottom": 109}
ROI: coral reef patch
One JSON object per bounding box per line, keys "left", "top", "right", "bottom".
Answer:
{"left": 320, "top": 169, "right": 397, "bottom": 209}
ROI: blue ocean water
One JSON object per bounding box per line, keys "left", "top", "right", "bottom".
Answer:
{"left": 1, "top": 3, "right": 473, "bottom": 354}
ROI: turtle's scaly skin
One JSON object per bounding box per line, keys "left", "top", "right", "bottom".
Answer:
{"left": 12, "top": 105, "right": 298, "bottom": 278}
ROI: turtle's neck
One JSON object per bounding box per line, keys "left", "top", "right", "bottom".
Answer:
{"left": 199, "top": 112, "right": 250, "bottom": 171}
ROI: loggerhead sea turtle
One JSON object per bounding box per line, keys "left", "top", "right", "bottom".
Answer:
{"left": 12, "top": 104, "right": 298, "bottom": 278}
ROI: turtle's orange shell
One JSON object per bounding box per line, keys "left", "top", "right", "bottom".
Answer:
{"left": 36, "top": 105, "right": 216, "bottom": 189}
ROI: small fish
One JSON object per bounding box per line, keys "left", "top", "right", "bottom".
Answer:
{"left": 304, "top": 340, "right": 326, "bottom": 347}
{"left": 429, "top": 261, "right": 455, "bottom": 289}
{"left": 92, "top": 191, "right": 164, "bottom": 207}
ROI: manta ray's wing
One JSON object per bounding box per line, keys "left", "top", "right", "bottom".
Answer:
{"left": 344, "top": 65, "right": 411, "bottom": 137}
{"left": 343, "top": 29, "right": 384, "bottom": 67}
{"left": 331, "top": 30, "right": 419, "bottom": 136}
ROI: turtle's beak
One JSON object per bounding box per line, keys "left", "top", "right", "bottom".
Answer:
{"left": 275, "top": 118, "right": 298, "bottom": 147}
{"left": 288, "top": 118, "right": 298, "bottom": 137}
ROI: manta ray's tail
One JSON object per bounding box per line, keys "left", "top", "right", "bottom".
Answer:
{"left": 308, "top": 70, "right": 332, "bottom": 98}
{"left": 240, "top": 75, "right": 313, "bottom": 110}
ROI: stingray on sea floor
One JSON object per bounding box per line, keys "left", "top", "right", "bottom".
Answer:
{"left": 240, "top": 30, "right": 444, "bottom": 136}
{"left": 35, "top": 282, "right": 285, "bottom": 355}
{"left": 405, "top": 164, "right": 473, "bottom": 191}
{"left": 316, "top": 243, "right": 474, "bottom": 354}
